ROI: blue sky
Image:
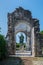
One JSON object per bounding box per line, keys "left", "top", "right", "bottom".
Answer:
{"left": 0, "top": 0, "right": 43, "bottom": 36}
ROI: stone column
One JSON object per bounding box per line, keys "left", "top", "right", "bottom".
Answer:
{"left": 31, "top": 27, "right": 35, "bottom": 57}
{"left": 11, "top": 19, "right": 16, "bottom": 55}
{"left": 7, "top": 13, "right": 16, "bottom": 55}
{"left": 26, "top": 36, "right": 30, "bottom": 51}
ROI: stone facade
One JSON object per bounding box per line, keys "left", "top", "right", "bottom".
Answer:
{"left": 6, "top": 7, "right": 42, "bottom": 57}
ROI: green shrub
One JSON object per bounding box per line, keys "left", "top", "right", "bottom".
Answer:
{"left": 0, "top": 34, "right": 7, "bottom": 60}
{"left": 16, "top": 43, "right": 20, "bottom": 48}
{"left": 24, "top": 44, "right": 26, "bottom": 48}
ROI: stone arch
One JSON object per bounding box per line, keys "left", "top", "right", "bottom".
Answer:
{"left": 7, "top": 7, "right": 37, "bottom": 57}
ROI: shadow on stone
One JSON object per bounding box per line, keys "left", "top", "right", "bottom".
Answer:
{"left": 0, "top": 57, "right": 24, "bottom": 65}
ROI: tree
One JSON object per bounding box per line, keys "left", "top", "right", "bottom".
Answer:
{"left": 40, "top": 31, "right": 43, "bottom": 34}
{"left": 0, "top": 34, "right": 7, "bottom": 60}
{"left": 40, "top": 31, "right": 43, "bottom": 47}
{"left": 0, "top": 27, "right": 1, "bottom": 32}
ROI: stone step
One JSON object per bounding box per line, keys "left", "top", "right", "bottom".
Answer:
{"left": 9, "top": 51, "right": 32, "bottom": 57}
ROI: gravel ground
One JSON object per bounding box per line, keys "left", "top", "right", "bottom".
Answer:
{"left": 33, "top": 61, "right": 43, "bottom": 65}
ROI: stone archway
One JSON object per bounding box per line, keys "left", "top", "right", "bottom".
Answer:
{"left": 7, "top": 7, "right": 37, "bottom": 57}
{"left": 14, "top": 20, "right": 32, "bottom": 56}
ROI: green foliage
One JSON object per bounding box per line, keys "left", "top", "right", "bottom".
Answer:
{"left": 0, "top": 34, "right": 7, "bottom": 60}
{"left": 0, "top": 27, "right": 1, "bottom": 32}
{"left": 40, "top": 31, "right": 43, "bottom": 34}
{"left": 16, "top": 43, "right": 26, "bottom": 50}
{"left": 24, "top": 44, "right": 26, "bottom": 48}
{"left": 16, "top": 43, "right": 20, "bottom": 48}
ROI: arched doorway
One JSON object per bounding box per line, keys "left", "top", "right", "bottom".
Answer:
{"left": 16, "top": 32, "right": 26, "bottom": 51}
{"left": 14, "top": 21, "right": 32, "bottom": 56}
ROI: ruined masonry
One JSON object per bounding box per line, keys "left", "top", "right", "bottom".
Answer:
{"left": 6, "top": 7, "right": 42, "bottom": 57}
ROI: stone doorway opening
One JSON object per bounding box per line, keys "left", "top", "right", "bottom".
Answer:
{"left": 16, "top": 32, "right": 26, "bottom": 52}
{"left": 15, "top": 31, "right": 32, "bottom": 56}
